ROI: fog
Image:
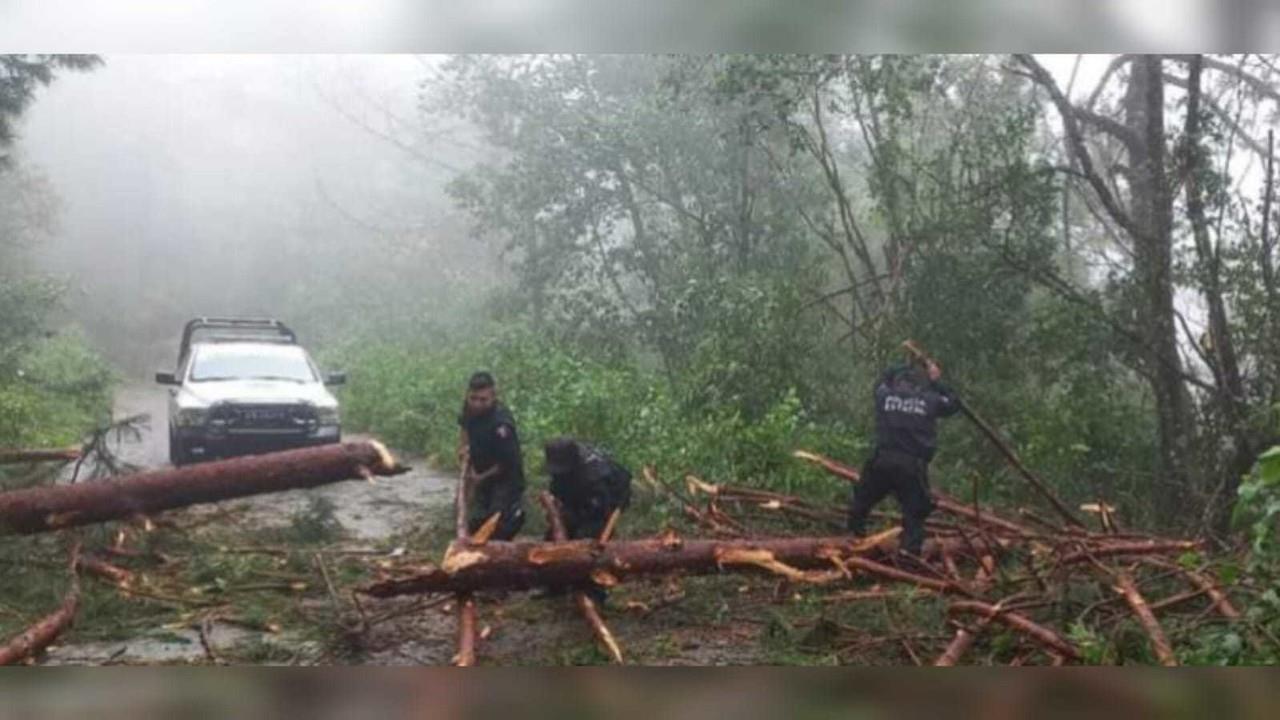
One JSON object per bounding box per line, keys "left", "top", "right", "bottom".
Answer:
{"left": 14, "top": 55, "right": 495, "bottom": 374}
{"left": 5, "top": 53, "right": 1259, "bottom": 383}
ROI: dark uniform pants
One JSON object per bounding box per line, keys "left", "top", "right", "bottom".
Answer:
{"left": 468, "top": 475, "right": 525, "bottom": 541}
{"left": 847, "top": 450, "right": 934, "bottom": 556}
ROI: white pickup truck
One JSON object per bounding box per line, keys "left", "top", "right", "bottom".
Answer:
{"left": 155, "top": 318, "right": 346, "bottom": 465}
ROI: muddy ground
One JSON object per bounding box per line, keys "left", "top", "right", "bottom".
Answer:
{"left": 37, "top": 383, "right": 798, "bottom": 666}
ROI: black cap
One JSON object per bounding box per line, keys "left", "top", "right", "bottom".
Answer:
{"left": 544, "top": 437, "right": 582, "bottom": 475}
{"left": 468, "top": 371, "right": 495, "bottom": 390}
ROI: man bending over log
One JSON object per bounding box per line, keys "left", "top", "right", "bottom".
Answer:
{"left": 848, "top": 357, "right": 960, "bottom": 562}
{"left": 541, "top": 437, "right": 632, "bottom": 604}
{"left": 458, "top": 371, "right": 526, "bottom": 540}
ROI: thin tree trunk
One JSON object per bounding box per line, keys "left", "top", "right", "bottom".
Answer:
{"left": 454, "top": 456, "right": 476, "bottom": 667}
{"left": 1184, "top": 54, "right": 1257, "bottom": 531}
{"left": 1125, "top": 54, "right": 1195, "bottom": 524}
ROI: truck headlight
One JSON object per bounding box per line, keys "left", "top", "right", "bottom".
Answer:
{"left": 175, "top": 407, "right": 209, "bottom": 427}
{"left": 314, "top": 406, "right": 340, "bottom": 426}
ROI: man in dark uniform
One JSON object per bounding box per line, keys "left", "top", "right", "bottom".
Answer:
{"left": 542, "top": 436, "right": 632, "bottom": 603}
{"left": 847, "top": 358, "right": 960, "bottom": 560}
{"left": 457, "top": 371, "right": 525, "bottom": 540}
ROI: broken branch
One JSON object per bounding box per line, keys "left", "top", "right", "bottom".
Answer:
{"left": 0, "top": 546, "right": 81, "bottom": 665}
{"left": 539, "top": 492, "right": 624, "bottom": 663}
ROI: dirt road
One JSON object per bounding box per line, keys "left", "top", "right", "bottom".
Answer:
{"left": 44, "top": 381, "right": 458, "bottom": 665}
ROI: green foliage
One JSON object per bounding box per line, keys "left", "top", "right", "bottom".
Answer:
{"left": 1232, "top": 445, "right": 1280, "bottom": 554}
{"left": 1169, "top": 445, "right": 1280, "bottom": 665}
{"left": 0, "top": 276, "right": 64, "bottom": 371}
{"left": 331, "top": 324, "right": 867, "bottom": 517}
{"left": 0, "top": 328, "right": 114, "bottom": 450}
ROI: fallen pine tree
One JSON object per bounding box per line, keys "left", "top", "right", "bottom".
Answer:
{"left": 0, "top": 441, "right": 407, "bottom": 535}
{"left": 362, "top": 532, "right": 998, "bottom": 598}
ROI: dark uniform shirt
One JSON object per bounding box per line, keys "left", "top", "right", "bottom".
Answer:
{"left": 549, "top": 442, "right": 630, "bottom": 531}
{"left": 872, "top": 365, "right": 961, "bottom": 462}
{"left": 459, "top": 403, "right": 525, "bottom": 488}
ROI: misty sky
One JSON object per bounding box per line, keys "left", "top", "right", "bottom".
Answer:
{"left": 19, "top": 54, "right": 438, "bottom": 268}
{"left": 11, "top": 53, "right": 1093, "bottom": 294}
{"left": 10, "top": 55, "right": 480, "bottom": 371}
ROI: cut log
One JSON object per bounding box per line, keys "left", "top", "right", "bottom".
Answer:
{"left": 77, "top": 555, "right": 135, "bottom": 588}
{"left": 934, "top": 617, "right": 991, "bottom": 667}
{"left": 454, "top": 596, "right": 477, "bottom": 667}
{"left": 792, "top": 450, "right": 860, "bottom": 482}
{"left": 1113, "top": 570, "right": 1178, "bottom": 666}
{"left": 1148, "top": 588, "right": 1209, "bottom": 613}
{"left": 948, "top": 600, "right": 1080, "bottom": 661}
{"left": 0, "top": 447, "right": 82, "bottom": 465}
{"left": 839, "top": 555, "right": 969, "bottom": 595}
{"left": 1145, "top": 559, "right": 1240, "bottom": 620}
{"left": 362, "top": 534, "right": 997, "bottom": 598}
{"left": 0, "top": 440, "right": 405, "bottom": 535}
{"left": 0, "top": 549, "right": 80, "bottom": 665}
{"left": 1058, "top": 539, "right": 1202, "bottom": 566}
{"left": 540, "top": 492, "right": 624, "bottom": 664}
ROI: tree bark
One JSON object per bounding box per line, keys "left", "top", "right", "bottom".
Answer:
{"left": 1263, "top": 130, "right": 1278, "bottom": 407}
{"left": 361, "top": 534, "right": 994, "bottom": 598}
{"left": 1184, "top": 54, "right": 1255, "bottom": 531}
{"left": 1114, "top": 570, "right": 1178, "bottom": 666}
{"left": 948, "top": 600, "right": 1081, "bottom": 661}
{"left": 0, "top": 441, "right": 405, "bottom": 535}
{"left": 1124, "top": 55, "right": 1195, "bottom": 524}
{"left": 453, "top": 455, "right": 476, "bottom": 667}
{"left": 934, "top": 617, "right": 991, "bottom": 667}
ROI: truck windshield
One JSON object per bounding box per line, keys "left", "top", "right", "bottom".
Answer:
{"left": 189, "top": 345, "right": 317, "bottom": 383}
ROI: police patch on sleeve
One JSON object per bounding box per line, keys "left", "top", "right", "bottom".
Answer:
{"left": 496, "top": 424, "right": 511, "bottom": 439}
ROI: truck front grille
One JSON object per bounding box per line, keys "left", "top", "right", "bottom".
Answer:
{"left": 211, "top": 404, "right": 314, "bottom": 432}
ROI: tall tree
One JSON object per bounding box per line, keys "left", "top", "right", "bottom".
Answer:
{"left": 1015, "top": 54, "right": 1280, "bottom": 530}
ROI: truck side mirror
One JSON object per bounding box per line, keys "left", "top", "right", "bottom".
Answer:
{"left": 325, "top": 371, "right": 347, "bottom": 386}
{"left": 155, "top": 371, "right": 179, "bottom": 385}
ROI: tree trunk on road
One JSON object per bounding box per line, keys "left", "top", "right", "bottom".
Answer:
{"left": 0, "top": 441, "right": 405, "bottom": 535}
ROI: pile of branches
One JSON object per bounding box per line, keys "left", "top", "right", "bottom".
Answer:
{"left": 673, "top": 451, "right": 1243, "bottom": 666}
{"left": 361, "top": 451, "right": 1244, "bottom": 667}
